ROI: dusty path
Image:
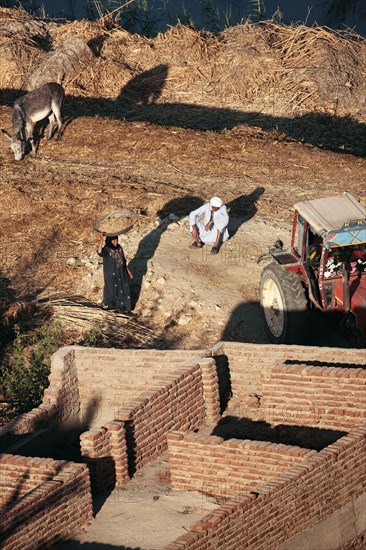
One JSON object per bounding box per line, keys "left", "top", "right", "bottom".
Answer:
{"left": 62, "top": 454, "right": 219, "bottom": 549}
{"left": 1, "top": 110, "right": 364, "bottom": 349}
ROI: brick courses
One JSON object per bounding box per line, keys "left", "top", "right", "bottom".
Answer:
{"left": 213, "top": 342, "right": 366, "bottom": 420}
{"left": 0, "top": 454, "right": 92, "bottom": 550}
{"left": 262, "top": 363, "right": 366, "bottom": 430}
{"left": 165, "top": 428, "right": 366, "bottom": 549}
{"left": 167, "top": 431, "right": 316, "bottom": 498}
{"left": 1, "top": 341, "right": 365, "bottom": 548}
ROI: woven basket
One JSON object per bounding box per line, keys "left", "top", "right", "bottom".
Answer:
{"left": 93, "top": 209, "right": 137, "bottom": 236}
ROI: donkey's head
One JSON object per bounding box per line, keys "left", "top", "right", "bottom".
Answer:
{"left": 1, "top": 129, "right": 26, "bottom": 161}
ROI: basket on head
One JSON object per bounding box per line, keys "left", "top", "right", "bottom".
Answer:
{"left": 93, "top": 209, "right": 137, "bottom": 236}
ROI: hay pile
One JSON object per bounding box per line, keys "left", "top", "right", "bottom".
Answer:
{"left": 0, "top": 7, "right": 47, "bottom": 89}
{"left": 48, "top": 297, "right": 155, "bottom": 347}
{"left": 0, "top": 7, "right": 364, "bottom": 120}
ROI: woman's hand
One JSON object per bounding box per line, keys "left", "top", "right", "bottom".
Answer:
{"left": 97, "top": 233, "right": 105, "bottom": 253}
{"left": 127, "top": 267, "right": 134, "bottom": 279}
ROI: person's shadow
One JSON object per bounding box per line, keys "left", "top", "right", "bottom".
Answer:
{"left": 226, "top": 186, "right": 265, "bottom": 237}
{"left": 129, "top": 195, "right": 204, "bottom": 309}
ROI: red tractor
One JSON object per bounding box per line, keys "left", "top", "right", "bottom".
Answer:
{"left": 260, "top": 193, "right": 366, "bottom": 346}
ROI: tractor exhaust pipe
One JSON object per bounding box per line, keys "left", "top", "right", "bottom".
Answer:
{"left": 341, "top": 262, "right": 351, "bottom": 312}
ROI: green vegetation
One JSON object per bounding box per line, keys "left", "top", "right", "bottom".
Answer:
{"left": 81, "top": 320, "right": 103, "bottom": 347}
{"left": 0, "top": 320, "right": 62, "bottom": 420}
{"left": 10, "top": 0, "right": 365, "bottom": 37}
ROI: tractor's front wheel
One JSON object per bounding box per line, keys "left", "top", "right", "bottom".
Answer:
{"left": 260, "top": 263, "right": 309, "bottom": 344}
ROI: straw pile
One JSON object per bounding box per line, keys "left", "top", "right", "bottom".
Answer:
{"left": 0, "top": 7, "right": 365, "bottom": 120}
{"left": 0, "top": 7, "right": 47, "bottom": 89}
{"left": 48, "top": 297, "right": 155, "bottom": 347}
{"left": 72, "top": 20, "right": 366, "bottom": 120}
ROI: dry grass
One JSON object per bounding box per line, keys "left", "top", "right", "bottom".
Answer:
{"left": 0, "top": 7, "right": 365, "bottom": 349}
{"left": 48, "top": 296, "right": 155, "bottom": 346}
{"left": 1, "top": 7, "right": 364, "bottom": 119}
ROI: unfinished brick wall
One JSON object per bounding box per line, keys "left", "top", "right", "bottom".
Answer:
{"left": 0, "top": 347, "right": 218, "bottom": 495}
{"left": 0, "top": 347, "right": 208, "bottom": 448}
{"left": 165, "top": 428, "right": 366, "bottom": 550}
{"left": 0, "top": 454, "right": 92, "bottom": 550}
{"left": 211, "top": 342, "right": 366, "bottom": 418}
{"left": 78, "top": 356, "right": 219, "bottom": 491}
{"left": 0, "top": 347, "right": 79, "bottom": 446}
{"left": 113, "top": 362, "right": 208, "bottom": 475}
{"left": 262, "top": 364, "right": 366, "bottom": 430}
{"left": 167, "top": 431, "right": 316, "bottom": 498}
{"left": 80, "top": 420, "right": 129, "bottom": 494}
{"left": 73, "top": 347, "right": 207, "bottom": 427}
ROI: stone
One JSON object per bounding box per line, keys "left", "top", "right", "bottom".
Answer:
{"left": 66, "top": 257, "right": 77, "bottom": 266}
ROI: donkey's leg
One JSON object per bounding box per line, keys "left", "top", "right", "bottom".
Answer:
{"left": 26, "top": 121, "right": 36, "bottom": 156}
{"left": 47, "top": 113, "right": 55, "bottom": 141}
{"left": 52, "top": 104, "right": 63, "bottom": 140}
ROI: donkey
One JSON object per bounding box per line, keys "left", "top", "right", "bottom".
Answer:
{"left": 1, "top": 82, "right": 64, "bottom": 161}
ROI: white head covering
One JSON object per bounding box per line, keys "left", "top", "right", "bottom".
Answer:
{"left": 210, "top": 196, "right": 223, "bottom": 208}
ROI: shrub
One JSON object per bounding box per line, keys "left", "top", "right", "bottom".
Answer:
{"left": 1, "top": 320, "right": 62, "bottom": 419}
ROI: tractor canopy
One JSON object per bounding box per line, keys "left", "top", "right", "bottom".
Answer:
{"left": 294, "top": 193, "right": 366, "bottom": 248}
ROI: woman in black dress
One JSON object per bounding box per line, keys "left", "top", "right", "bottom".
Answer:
{"left": 97, "top": 234, "right": 133, "bottom": 312}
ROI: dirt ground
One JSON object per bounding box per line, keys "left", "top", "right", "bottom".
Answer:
{"left": 1, "top": 11, "right": 365, "bottom": 350}
{"left": 62, "top": 453, "right": 220, "bottom": 549}
{"left": 0, "top": 11, "right": 366, "bottom": 549}
{"left": 0, "top": 108, "right": 365, "bottom": 349}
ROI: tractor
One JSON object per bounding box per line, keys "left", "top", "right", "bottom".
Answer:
{"left": 260, "top": 193, "right": 366, "bottom": 346}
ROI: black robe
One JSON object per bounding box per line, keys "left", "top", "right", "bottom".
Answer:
{"left": 98, "top": 245, "right": 132, "bottom": 311}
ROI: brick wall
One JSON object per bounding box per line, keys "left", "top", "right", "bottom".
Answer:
{"left": 78, "top": 353, "right": 219, "bottom": 491}
{"left": 0, "top": 454, "right": 92, "bottom": 550}
{"left": 165, "top": 428, "right": 366, "bottom": 550}
{"left": 0, "top": 347, "right": 217, "bottom": 494}
{"left": 210, "top": 342, "right": 366, "bottom": 419}
{"left": 73, "top": 347, "right": 207, "bottom": 427}
{"left": 0, "top": 347, "right": 79, "bottom": 446}
{"left": 262, "top": 363, "right": 366, "bottom": 430}
{"left": 167, "top": 431, "right": 315, "bottom": 498}
{"left": 113, "top": 362, "right": 208, "bottom": 475}
{"left": 0, "top": 347, "right": 208, "bottom": 446}
{"left": 80, "top": 420, "right": 129, "bottom": 494}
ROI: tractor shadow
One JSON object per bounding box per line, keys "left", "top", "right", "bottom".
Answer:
{"left": 222, "top": 300, "right": 356, "bottom": 348}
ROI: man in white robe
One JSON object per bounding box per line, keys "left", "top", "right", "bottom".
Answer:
{"left": 189, "top": 196, "right": 229, "bottom": 254}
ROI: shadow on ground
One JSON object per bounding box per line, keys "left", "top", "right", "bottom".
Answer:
{"left": 211, "top": 415, "right": 347, "bottom": 451}
{"left": 222, "top": 299, "right": 357, "bottom": 348}
{"left": 1, "top": 67, "right": 366, "bottom": 157}
{"left": 129, "top": 195, "right": 204, "bottom": 308}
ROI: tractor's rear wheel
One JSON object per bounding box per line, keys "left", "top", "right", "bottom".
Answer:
{"left": 260, "top": 263, "right": 309, "bottom": 344}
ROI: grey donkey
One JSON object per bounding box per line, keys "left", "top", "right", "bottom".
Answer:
{"left": 2, "top": 82, "right": 64, "bottom": 160}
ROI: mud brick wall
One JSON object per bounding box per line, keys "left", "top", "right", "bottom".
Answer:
{"left": 80, "top": 420, "right": 129, "bottom": 494}
{"left": 167, "top": 431, "right": 315, "bottom": 498}
{"left": 114, "top": 362, "right": 207, "bottom": 473}
{"left": 0, "top": 454, "right": 92, "bottom": 550}
{"left": 165, "top": 428, "right": 366, "bottom": 550}
{"left": 0, "top": 347, "right": 207, "bottom": 454}
{"left": 262, "top": 364, "right": 366, "bottom": 430}
{"left": 211, "top": 342, "right": 366, "bottom": 417}
{"left": 72, "top": 348, "right": 206, "bottom": 427}
{"left": 0, "top": 347, "right": 79, "bottom": 446}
